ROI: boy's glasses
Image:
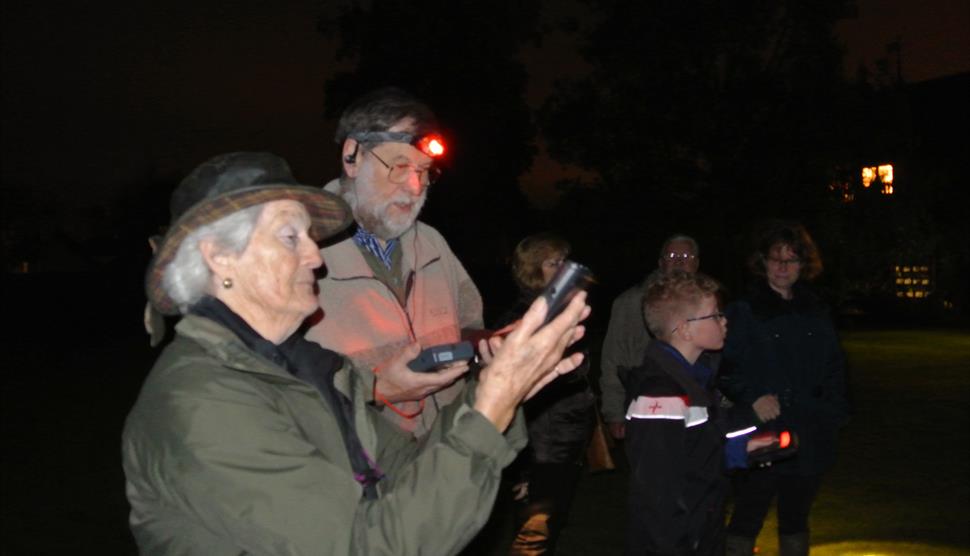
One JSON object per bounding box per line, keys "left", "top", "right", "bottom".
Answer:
{"left": 685, "top": 312, "right": 726, "bottom": 323}
{"left": 672, "top": 311, "right": 726, "bottom": 334}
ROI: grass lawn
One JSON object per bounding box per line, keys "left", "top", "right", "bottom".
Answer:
{"left": 545, "top": 329, "right": 970, "bottom": 555}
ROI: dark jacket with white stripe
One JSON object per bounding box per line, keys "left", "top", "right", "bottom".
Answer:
{"left": 624, "top": 342, "right": 757, "bottom": 556}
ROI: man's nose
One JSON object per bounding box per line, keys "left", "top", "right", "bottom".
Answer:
{"left": 401, "top": 170, "right": 425, "bottom": 196}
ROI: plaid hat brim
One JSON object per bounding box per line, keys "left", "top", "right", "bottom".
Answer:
{"left": 146, "top": 185, "right": 352, "bottom": 315}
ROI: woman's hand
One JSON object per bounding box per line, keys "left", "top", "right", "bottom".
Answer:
{"left": 752, "top": 394, "right": 781, "bottom": 422}
{"left": 374, "top": 343, "right": 470, "bottom": 404}
{"left": 476, "top": 321, "right": 519, "bottom": 366}
{"left": 474, "top": 291, "right": 590, "bottom": 431}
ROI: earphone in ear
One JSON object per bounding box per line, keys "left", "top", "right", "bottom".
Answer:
{"left": 344, "top": 143, "right": 360, "bottom": 164}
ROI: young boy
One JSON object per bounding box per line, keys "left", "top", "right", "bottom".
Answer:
{"left": 623, "top": 271, "right": 769, "bottom": 556}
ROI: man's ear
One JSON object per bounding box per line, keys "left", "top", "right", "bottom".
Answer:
{"left": 200, "top": 238, "right": 235, "bottom": 281}
{"left": 342, "top": 139, "right": 360, "bottom": 177}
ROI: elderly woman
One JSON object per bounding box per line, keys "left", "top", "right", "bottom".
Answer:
{"left": 492, "top": 232, "right": 595, "bottom": 555}
{"left": 718, "top": 221, "right": 849, "bottom": 556}
{"left": 122, "top": 153, "right": 589, "bottom": 555}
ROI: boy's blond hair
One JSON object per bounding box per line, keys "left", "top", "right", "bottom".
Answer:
{"left": 643, "top": 271, "right": 722, "bottom": 341}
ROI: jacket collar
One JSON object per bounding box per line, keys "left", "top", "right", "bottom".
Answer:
{"left": 173, "top": 313, "right": 355, "bottom": 398}
{"left": 643, "top": 341, "right": 712, "bottom": 407}
{"left": 747, "top": 280, "right": 824, "bottom": 320}
{"left": 323, "top": 221, "right": 441, "bottom": 280}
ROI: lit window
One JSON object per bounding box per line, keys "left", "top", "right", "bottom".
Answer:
{"left": 878, "top": 164, "right": 893, "bottom": 185}
{"left": 861, "top": 163, "right": 893, "bottom": 192}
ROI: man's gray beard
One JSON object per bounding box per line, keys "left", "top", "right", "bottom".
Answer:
{"left": 340, "top": 177, "right": 426, "bottom": 241}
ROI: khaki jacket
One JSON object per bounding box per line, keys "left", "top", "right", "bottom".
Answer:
{"left": 122, "top": 314, "right": 523, "bottom": 555}
{"left": 306, "top": 216, "right": 483, "bottom": 436}
{"left": 599, "top": 280, "right": 652, "bottom": 423}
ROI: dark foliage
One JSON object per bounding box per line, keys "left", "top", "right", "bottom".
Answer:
{"left": 541, "top": 0, "right": 857, "bottom": 291}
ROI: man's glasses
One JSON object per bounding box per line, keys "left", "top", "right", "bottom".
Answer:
{"left": 367, "top": 149, "right": 442, "bottom": 187}
{"left": 665, "top": 252, "right": 697, "bottom": 261}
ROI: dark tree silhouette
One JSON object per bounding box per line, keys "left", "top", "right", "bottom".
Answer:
{"left": 541, "top": 0, "right": 857, "bottom": 294}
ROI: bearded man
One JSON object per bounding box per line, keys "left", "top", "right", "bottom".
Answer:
{"left": 305, "top": 87, "right": 484, "bottom": 437}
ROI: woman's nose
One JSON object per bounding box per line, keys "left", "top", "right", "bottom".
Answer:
{"left": 302, "top": 240, "right": 323, "bottom": 268}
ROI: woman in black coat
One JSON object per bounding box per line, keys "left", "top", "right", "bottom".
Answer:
{"left": 494, "top": 232, "right": 596, "bottom": 555}
{"left": 719, "top": 221, "right": 850, "bottom": 556}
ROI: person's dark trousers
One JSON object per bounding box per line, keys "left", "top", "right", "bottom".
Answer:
{"left": 509, "top": 462, "right": 583, "bottom": 555}
{"left": 727, "top": 467, "right": 821, "bottom": 538}
{"left": 698, "top": 481, "right": 729, "bottom": 556}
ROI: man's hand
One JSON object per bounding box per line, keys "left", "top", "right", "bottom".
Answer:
{"left": 752, "top": 394, "right": 781, "bottom": 422}
{"left": 607, "top": 422, "right": 626, "bottom": 440}
{"left": 374, "top": 343, "right": 469, "bottom": 404}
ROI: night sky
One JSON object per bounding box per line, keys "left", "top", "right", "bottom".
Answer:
{"left": 2, "top": 0, "right": 968, "bottom": 224}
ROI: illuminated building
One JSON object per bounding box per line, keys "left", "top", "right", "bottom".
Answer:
{"left": 894, "top": 264, "right": 932, "bottom": 299}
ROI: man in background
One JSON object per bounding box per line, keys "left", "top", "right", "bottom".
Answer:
{"left": 599, "top": 234, "right": 701, "bottom": 439}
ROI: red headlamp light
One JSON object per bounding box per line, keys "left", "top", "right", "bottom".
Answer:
{"left": 415, "top": 134, "right": 446, "bottom": 157}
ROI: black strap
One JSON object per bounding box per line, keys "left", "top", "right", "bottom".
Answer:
{"left": 191, "top": 296, "right": 384, "bottom": 499}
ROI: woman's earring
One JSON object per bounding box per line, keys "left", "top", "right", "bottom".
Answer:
{"left": 222, "top": 277, "right": 233, "bottom": 289}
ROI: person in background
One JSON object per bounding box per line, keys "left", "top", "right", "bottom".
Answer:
{"left": 305, "top": 87, "right": 484, "bottom": 437}
{"left": 719, "top": 220, "right": 850, "bottom": 556}
{"left": 122, "top": 152, "right": 591, "bottom": 555}
{"left": 600, "top": 234, "right": 701, "bottom": 439}
{"left": 493, "top": 232, "right": 596, "bottom": 555}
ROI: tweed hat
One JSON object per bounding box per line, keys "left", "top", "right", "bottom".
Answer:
{"left": 146, "top": 152, "right": 352, "bottom": 315}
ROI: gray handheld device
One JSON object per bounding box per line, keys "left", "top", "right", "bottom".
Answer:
{"left": 407, "top": 341, "right": 475, "bottom": 372}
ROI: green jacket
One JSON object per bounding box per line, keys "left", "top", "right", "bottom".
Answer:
{"left": 122, "top": 314, "right": 525, "bottom": 555}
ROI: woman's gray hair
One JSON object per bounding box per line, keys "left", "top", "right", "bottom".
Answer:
{"left": 162, "top": 204, "right": 265, "bottom": 314}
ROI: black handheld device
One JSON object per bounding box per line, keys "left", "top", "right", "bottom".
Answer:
{"left": 539, "top": 260, "right": 594, "bottom": 325}
{"left": 407, "top": 341, "right": 475, "bottom": 372}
